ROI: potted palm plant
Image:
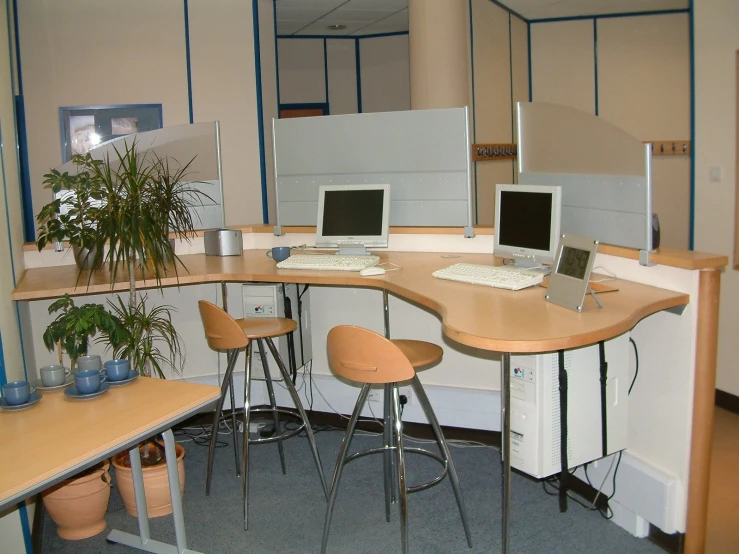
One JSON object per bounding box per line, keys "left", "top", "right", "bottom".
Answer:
{"left": 79, "top": 138, "right": 210, "bottom": 516}
{"left": 36, "top": 136, "right": 211, "bottom": 521}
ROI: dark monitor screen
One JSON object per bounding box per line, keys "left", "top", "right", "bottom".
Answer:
{"left": 497, "top": 190, "right": 553, "bottom": 251}
{"left": 321, "top": 189, "right": 385, "bottom": 237}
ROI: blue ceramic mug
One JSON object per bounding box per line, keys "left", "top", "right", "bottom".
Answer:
{"left": 103, "top": 359, "right": 131, "bottom": 381}
{"left": 75, "top": 369, "right": 106, "bottom": 394}
{"left": 3, "top": 381, "right": 35, "bottom": 405}
{"left": 266, "top": 246, "right": 291, "bottom": 263}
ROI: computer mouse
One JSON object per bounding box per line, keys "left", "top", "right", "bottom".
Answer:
{"left": 359, "top": 266, "right": 386, "bottom": 276}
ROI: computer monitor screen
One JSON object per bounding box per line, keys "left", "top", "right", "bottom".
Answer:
{"left": 316, "top": 184, "right": 391, "bottom": 255}
{"left": 494, "top": 184, "right": 562, "bottom": 269}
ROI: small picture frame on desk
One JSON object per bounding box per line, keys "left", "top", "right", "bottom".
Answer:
{"left": 545, "top": 233, "right": 599, "bottom": 312}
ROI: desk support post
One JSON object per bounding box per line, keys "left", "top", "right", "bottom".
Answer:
{"left": 130, "top": 442, "right": 152, "bottom": 545}
{"left": 381, "top": 289, "right": 396, "bottom": 512}
{"left": 502, "top": 352, "right": 511, "bottom": 554}
{"left": 163, "top": 430, "right": 189, "bottom": 552}
{"left": 106, "top": 429, "right": 201, "bottom": 554}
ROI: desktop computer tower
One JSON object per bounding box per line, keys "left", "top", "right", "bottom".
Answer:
{"left": 241, "top": 283, "right": 312, "bottom": 379}
{"left": 509, "top": 333, "right": 630, "bottom": 479}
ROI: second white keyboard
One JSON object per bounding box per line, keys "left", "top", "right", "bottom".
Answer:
{"left": 276, "top": 254, "right": 380, "bottom": 272}
{"left": 432, "top": 263, "right": 544, "bottom": 291}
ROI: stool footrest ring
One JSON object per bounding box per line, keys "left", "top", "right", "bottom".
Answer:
{"left": 247, "top": 407, "right": 306, "bottom": 444}
{"left": 344, "top": 445, "right": 449, "bottom": 493}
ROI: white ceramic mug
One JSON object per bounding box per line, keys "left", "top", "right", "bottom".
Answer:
{"left": 40, "top": 364, "right": 71, "bottom": 387}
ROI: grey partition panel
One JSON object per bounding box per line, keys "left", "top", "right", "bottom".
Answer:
{"left": 517, "top": 102, "right": 653, "bottom": 258}
{"left": 54, "top": 122, "right": 225, "bottom": 230}
{"left": 273, "top": 107, "right": 473, "bottom": 232}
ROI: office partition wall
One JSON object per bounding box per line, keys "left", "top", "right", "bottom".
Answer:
{"left": 517, "top": 102, "right": 654, "bottom": 264}
{"left": 272, "top": 107, "right": 474, "bottom": 236}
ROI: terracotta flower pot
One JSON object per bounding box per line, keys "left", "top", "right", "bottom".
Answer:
{"left": 112, "top": 443, "right": 185, "bottom": 517}
{"left": 42, "top": 460, "right": 112, "bottom": 540}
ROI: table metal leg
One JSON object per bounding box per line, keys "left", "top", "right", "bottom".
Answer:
{"left": 106, "top": 429, "right": 202, "bottom": 553}
{"left": 502, "top": 352, "right": 511, "bottom": 554}
{"left": 381, "top": 290, "right": 396, "bottom": 518}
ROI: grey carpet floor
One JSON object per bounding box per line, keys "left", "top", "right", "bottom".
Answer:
{"left": 40, "top": 424, "right": 667, "bottom": 553}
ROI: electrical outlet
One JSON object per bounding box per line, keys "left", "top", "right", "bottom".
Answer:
{"left": 367, "top": 387, "right": 413, "bottom": 406}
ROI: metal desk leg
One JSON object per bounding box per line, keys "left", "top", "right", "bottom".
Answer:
{"left": 502, "top": 352, "right": 511, "bottom": 554}
{"left": 107, "top": 429, "right": 202, "bottom": 554}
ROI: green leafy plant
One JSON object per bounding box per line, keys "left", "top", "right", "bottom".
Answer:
{"left": 104, "top": 295, "right": 184, "bottom": 380}
{"left": 35, "top": 153, "right": 106, "bottom": 254}
{"left": 42, "top": 294, "right": 125, "bottom": 370}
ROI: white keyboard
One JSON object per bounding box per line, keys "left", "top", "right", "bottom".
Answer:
{"left": 432, "top": 263, "right": 544, "bottom": 291}
{"left": 276, "top": 254, "right": 380, "bottom": 272}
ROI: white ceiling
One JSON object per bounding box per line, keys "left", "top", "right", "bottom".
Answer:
{"left": 275, "top": 0, "right": 689, "bottom": 37}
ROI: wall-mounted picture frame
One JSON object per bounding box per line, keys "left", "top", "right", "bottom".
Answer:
{"left": 59, "top": 104, "right": 163, "bottom": 163}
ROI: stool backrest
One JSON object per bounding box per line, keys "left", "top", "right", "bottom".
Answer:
{"left": 198, "top": 300, "right": 249, "bottom": 350}
{"left": 327, "top": 326, "right": 415, "bottom": 384}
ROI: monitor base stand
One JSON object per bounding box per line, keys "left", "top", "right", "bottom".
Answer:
{"left": 337, "top": 244, "right": 370, "bottom": 256}
{"left": 511, "top": 260, "right": 552, "bottom": 276}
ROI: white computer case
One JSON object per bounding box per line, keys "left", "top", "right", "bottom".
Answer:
{"left": 509, "top": 333, "right": 630, "bottom": 479}
{"left": 240, "top": 283, "right": 312, "bottom": 379}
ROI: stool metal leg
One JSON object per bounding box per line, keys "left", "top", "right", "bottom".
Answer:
{"left": 206, "top": 348, "right": 240, "bottom": 495}
{"left": 411, "top": 375, "right": 473, "bottom": 547}
{"left": 264, "top": 337, "right": 328, "bottom": 498}
{"left": 383, "top": 383, "right": 395, "bottom": 522}
{"left": 241, "top": 341, "right": 254, "bottom": 530}
{"left": 227, "top": 353, "right": 239, "bottom": 476}
{"left": 321, "top": 384, "right": 371, "bottom": 554}
{"left": 392, "top": 384, "right": 409, "bottom": 554}
{"left": 256, "top": 338, "right": 287, "bottom": 475}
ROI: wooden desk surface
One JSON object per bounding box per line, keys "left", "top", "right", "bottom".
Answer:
{"left": 12, "top": 250, "right": 689, "bottom": 353}
{"left": 0, "top": 378, "right": 220, "bottom": 510}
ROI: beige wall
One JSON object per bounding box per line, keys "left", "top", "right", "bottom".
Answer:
{"left": 326, "top": 39, "right": 358, "bottom": 115}
{"left": 276, "top": 35, "right": 410, "bottom": 116}
{"left": 19, "top": 0, "right": 191, "bottom": 228}
{"left": 470, "top": 0, "right": 520, "bottom": 224}
{"left": 187, "top": 0, "right": 265, "bottom": 227}
{"left": 360, "top": 35, "right": 410, "bottom": 113}
{"left": 694, "top": 0, "right": 739, "bottom": 396}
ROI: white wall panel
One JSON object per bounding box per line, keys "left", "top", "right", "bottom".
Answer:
{"left": 326, "top": 39, "right": 357, "bottom": 115}
{"left": 530, "top": 19, "right": 595, "bottom": 114}
{"left": 694, "top": 0, "right": 739, "bottom": 396}
{"left": 277, "top": 38, "right": 326, "bottom": 104}
{"left": 359, "top": 35, "right": 409, "bottom": 113}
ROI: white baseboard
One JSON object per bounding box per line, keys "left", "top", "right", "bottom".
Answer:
{"left": 185, "top": 371, "right": 502, "bottom": 431}
{"left": 572, "top": 451, "right": 683, "bottom": 535}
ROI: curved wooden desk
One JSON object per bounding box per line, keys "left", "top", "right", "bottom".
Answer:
{"left": 12, "top": 249, "right": 707, "bottom": 553}
{"left": 12, "top": 250, "right": 688, "bottom": 352}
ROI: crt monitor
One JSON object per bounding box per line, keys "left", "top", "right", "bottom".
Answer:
{"left": 494, "top": 184, "right": 562, "bottom": 270}
{"left": 316, "top": 184, "right": 391, "bottom": 255}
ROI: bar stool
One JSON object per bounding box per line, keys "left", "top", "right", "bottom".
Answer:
{"left": 321, "top": 325, "right": 472, "bottom": 554}
{"left": 197, "top": 300, "right": 327, "bottom": 530}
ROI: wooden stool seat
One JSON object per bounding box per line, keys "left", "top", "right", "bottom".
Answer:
{"left": 198, "top": 300, "right": 326, "bottom": 531}
{"left": 322, "top": 325, "right": 471, "bottom": 554}
{"left": 390, "top": 339, "right": 443, "bottom": 369}
{"left": 237, "top": 317, "right": 297, "bottom": 339}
